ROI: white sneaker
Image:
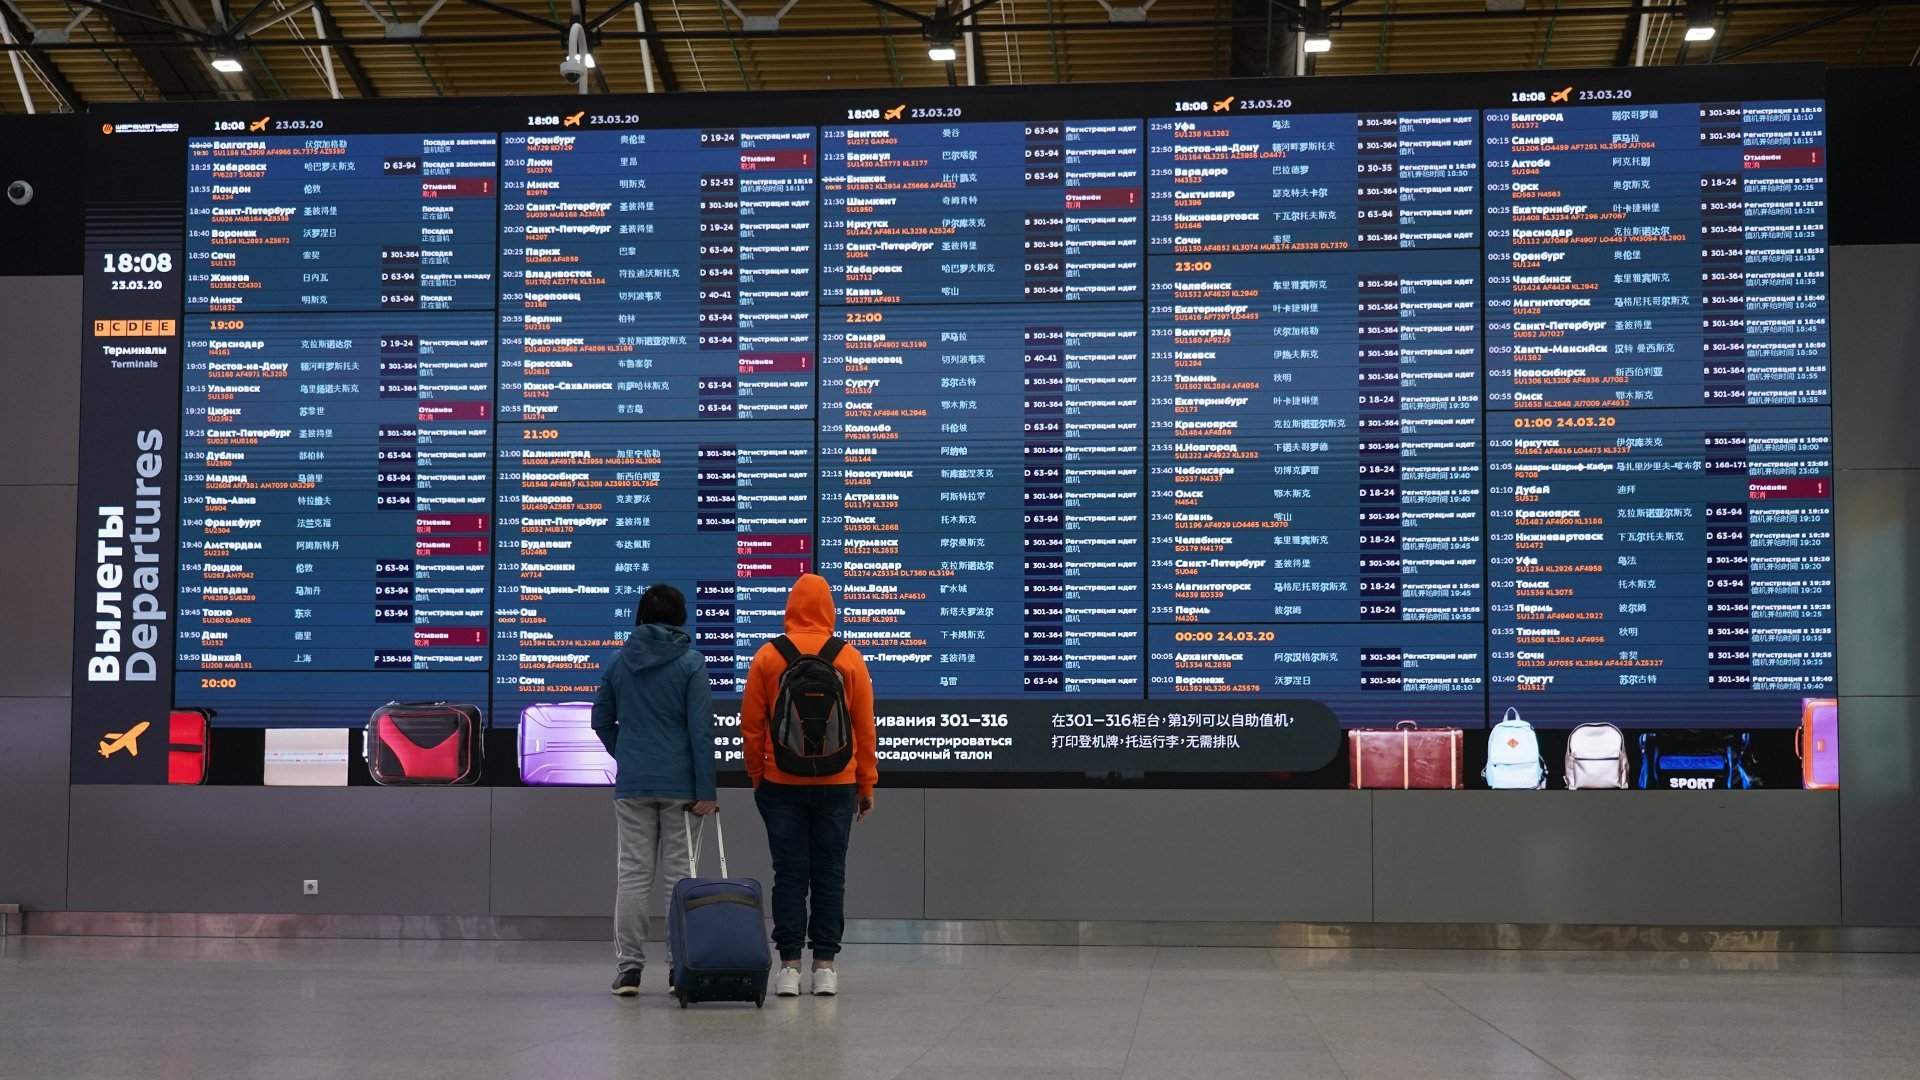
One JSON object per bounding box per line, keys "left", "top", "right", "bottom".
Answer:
{"left": 812, "top": 967, "right": 838, "bottom": 997}
{"left": 774, "top": 966, "right": 803, "bottom": 997}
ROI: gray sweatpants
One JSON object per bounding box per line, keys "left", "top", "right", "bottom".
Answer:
{"left": 614, "top": 797, "right": 699, "bottom": 974}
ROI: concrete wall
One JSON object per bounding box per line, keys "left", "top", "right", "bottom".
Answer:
{"left": 0, "top": 275, "right": 80, "bottom": 912}
{"left": 5, "top": 243, "right": 1917, "bottom": 928}
{"left": 1830, "top": 244, "right": 1920, "bottom": 925}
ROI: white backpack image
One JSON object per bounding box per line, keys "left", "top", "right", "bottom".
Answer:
{"left": 1564, "top": 722, "right": 1630, "bottom": 789}
{"left": 1483, "top": 707, "right": 1545, "bottom": 789}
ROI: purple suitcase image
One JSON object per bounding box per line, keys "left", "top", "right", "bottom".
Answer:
{"left": 517, "top": 702, "right": 616, "bottom": 786}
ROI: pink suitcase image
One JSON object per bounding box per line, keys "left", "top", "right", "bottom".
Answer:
{"left": 518, "top": 702, "right": 616, "bottom": 786}
{"left": 1797, "top": 697, "right": 1839, "bottom": 790}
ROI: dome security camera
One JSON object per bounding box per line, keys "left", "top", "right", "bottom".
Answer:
{"left": 5, "top": 180, "right": 31, "bottom": 207}
{"left": 560, "top": 22, "right": 594, "bottom": 88}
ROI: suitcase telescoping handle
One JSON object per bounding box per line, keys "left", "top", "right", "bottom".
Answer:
{"left": 682, "top": 810, "right": 728, "bottom": 879}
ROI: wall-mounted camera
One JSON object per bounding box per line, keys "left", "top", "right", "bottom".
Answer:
{"left": 560, "top": 22, "right": 595, "bottom": 90}
{"left": 4, "top": 180, "right": 31, "bottom": 207}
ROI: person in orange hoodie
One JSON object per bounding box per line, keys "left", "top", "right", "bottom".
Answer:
{"left": 739, "top": 573, "right": 877, "bottom": 998}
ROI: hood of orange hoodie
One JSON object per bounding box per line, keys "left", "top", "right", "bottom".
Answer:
{"left": 784, "top": 573, "right": 836, "bottom": 636}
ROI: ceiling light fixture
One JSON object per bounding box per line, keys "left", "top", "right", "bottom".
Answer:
{"left": 211, "top": 53, "right": 244, "bottom": 73}
{"left": 1302, "top": 0, "right": 1332, "bottom": 54}
{"left": 926, "top": 1, "right": 959, "bottom": 62}
{"left": 1684, "top": 0, "right": 1717, "bottom": 42}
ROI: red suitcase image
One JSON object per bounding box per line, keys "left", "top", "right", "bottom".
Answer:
{"left": 1348, "top": 721, "right": 1464, "bottom": 789}
{"left": 365, "top": 702, "right": 483, "bottom": 786}
{"left": 168, "top": 708, "right": 212, "bottom": 785}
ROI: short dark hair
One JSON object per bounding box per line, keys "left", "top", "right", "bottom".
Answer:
{"left": 636, "top": 583, "right": 687, "bottom": 627}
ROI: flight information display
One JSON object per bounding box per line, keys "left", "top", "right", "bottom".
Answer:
{"left": 71, "top": 66, "right": 1837, "bottom": 783}
{"left": 174, "top": 310, "right": 495, "bottom": 725}
{"left": 185, "top": 131, "right": 499, "bottom": 313}
{"left": 1145, "top": 108, "right": 1479, "bottom": 252}
{"left": 820, "top": 118, "right": 1144, "bottom": 304}
{"left": 1488, "top": 406, "right": 1833, "bottom": 726}
{"left": 1483, "top": 99, "right": 1828, "bottom": 409}
{"left": 497, "top": 126, "right": 817, "bottom": 422}
{"left": 817, "top": 303, "right": 1145, "bottom": 696}
{"left": 494, "top": 420, "right": 814, "bottom": 704}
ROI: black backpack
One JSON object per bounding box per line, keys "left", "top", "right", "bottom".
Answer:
{"left": 769, "top": 636, "right": 854, "bottom": 776}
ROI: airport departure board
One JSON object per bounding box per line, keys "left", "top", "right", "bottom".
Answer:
{"left": 72, "top": 66, "right": 1835, "bottom": 781}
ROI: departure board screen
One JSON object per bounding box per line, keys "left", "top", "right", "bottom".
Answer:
{"left": 72, "top": 66, "right": 1837, "bottom": 783}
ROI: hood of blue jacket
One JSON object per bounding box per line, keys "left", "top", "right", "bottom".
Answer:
{"left": 620, "top": 622, "right": 690, "bottom": 672}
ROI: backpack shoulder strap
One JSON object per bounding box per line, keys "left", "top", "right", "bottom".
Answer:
{"left": 771, "top": 635, "right": 802, "bottom": 665}
{"left": 817, "top": 637, "right": 847, "bottom": 665}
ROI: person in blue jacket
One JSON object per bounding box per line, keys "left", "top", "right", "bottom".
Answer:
{"left": 591, "top": 583, "right": 718, "bottom": 996}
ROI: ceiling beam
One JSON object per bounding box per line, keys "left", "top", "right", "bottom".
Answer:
{"left": 1709, "top": 0, "right": 1878, "bottom": 61}
{"left": 1229, "top": 0, "right": 1300, "bottom": 77}
{"left": 88, "top": 0, "right": 223, "bottom": 99}
{"left": 187, "top": 0, "right": 277, "bottom": 99}
{"left": 632, "top": 0, "right": 676, "bottom": 89}
{"left": 0, "top": 1, "right": 86, "bottom": 108}
{"left": 11, "top": 0, "right": 1916, "bottom": 53}
{"left": 458, "top": 0, "right": 564, "bottom": 31}
{"left": 309, "top": 0, "right": 375, "bottom": 94}
{"left": 1612, "top": 0, "right": 1644, "bottom": 63}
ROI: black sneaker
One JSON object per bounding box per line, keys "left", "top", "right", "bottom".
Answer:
{"left": 611, "top": 970, "right": 642, "bottom": 996}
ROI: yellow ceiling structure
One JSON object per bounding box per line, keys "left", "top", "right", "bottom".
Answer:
{"left": 0, "top": 0, "right": 1914, "bottom": 111}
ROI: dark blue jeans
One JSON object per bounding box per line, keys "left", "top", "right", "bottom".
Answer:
{"left": 754, "top": 781, "right": 856, "bottom": 963}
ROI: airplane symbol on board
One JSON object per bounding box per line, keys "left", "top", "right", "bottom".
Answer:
{"left": 563, "top": 110, "right": 586, "bottom": 127}
{"left": 248, "top": 116, "right": 270, "bottom": 132}
{"left": 883, "top": 104, "right": 906, "bottom": 121}
{"left": 98, "top": 721, "right": 151, "bottom": 759}
{"left": 1549, "top": 86, "right": 1572, "bottom": 103}
{"left": 1212, "top": 95, "right": 1235, "bottom": 113}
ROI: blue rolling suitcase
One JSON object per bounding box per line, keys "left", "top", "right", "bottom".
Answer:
{"left": 669, "top": 813, "right": 770, "bottom": 1008}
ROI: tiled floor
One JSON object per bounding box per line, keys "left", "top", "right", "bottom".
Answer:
{"left": 4, "top": 936, "right": 1920, "bottom": 1079}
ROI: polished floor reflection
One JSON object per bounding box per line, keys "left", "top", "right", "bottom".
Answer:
{"left": 3, "top": 936, "right": 1919, "bottom": 1079}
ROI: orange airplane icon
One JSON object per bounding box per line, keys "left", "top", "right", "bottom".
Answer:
{"left": 883, "top": 104, "right": 906, "bottom": 121}
{"left": 248, "top": 116, "right": 270, "bottom": 132}
{"left": 563, "top": 110, "right": 586, "bottom": 127}
{"left": 1212, "top": 95, "right": 1235, "bottom": 113}
{"left": 1549, "top": 86, "right": 1572, "bottom": 104}
{"left": 98, "top": 721, "right": 151, "bottom": 759}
